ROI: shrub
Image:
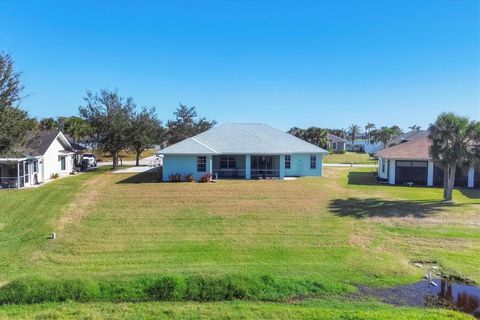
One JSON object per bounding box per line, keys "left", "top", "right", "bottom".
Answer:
{"left": 50, "top": 173, "right": 60, "bottom": 179}
{"left": 168, "top": 173, "right": 182, "bottom": 182}
{"left": 183, "top": 174, "right": 194, "bottom": 182}
{"left": 199, "top": 173, "right": 213, "bottom": 183}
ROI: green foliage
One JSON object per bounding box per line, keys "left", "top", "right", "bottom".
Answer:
{"left": 168, "top": 173, "right": 183, "bottom": 182}
{"left": 288, "top": 126, "right": 328, "bottom": 148}
{"left": 347, "top": 124, "right": 361, "bottom": 143}
{"left": 130, "top": 107, "right": 164, "bottom": 165}
{"left": 0, "top": 53, "right": 31, "bottom": 156}
{"left": 38, "top": 117, "right": 58, "bottom": 131}
{"left": 166, "top": 104, "right": 216, "bottom": 144}
{"left": 428, "top": 112, "right": 480, "bottom": 200}
{"left": 79, "top": 90, "right": 135, "bottom": 168}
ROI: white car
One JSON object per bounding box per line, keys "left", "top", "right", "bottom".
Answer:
{"left": 82, "top": 153, "right": 97, "bottom": 167}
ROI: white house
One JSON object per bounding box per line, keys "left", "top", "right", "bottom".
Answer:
{"left": 376, "top": 135, "right": 479, "bottom": 188}
{"left": 159, "top": 123, "right": 329, "bottom": 181}
{"left": 0, "top": 131, "right": 75, "bottom": 189}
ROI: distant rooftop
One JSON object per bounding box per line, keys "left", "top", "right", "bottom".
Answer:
{"left": 160, "top": 123, "right": 329, "bottom": 155}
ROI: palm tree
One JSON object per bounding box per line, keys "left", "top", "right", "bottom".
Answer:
{"left": 348, "top": 124, "right": 361, "bottom": 145}
{"left": 374, "top": 127, "right": 396, "bottom": 148}
{"left": 409, "top": 124, "right": 421, "bottom": 131}
{"left": 428, "top": 112, "right": 480, "bottom": 201}
{"left": 365, "top": 122, "right": 375, "bottom": 144}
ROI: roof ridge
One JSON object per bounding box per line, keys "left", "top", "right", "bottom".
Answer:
{"left": 191, "top": 137, "right": 219, "bottom": 154}
{"left": 231, "top": 123, "right": 291, "bottom": 153}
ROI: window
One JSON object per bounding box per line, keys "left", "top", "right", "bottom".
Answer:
{"left": 285, "top": 155, "right": 291, "bottom": 169}
{"left": 33, "top": 161, "right": 37, "bottom": 173}
{"left": 61, "top": 157, "right": 66, "bottom": 171}
{"left": 197, "top": 156, "right": 206, "bottom": 172}
{"left": 310, "top": 155, "right": 317, "bottom": 169}
{"left": 219, "top": 156, "right": 236, "bottom": 169}
{"left": 332, "top": 142, "right": 337, "bottom": 150}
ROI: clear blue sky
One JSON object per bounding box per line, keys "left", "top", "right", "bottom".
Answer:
{"left": 1, "top": 0, "right": 479, "bottom": 131}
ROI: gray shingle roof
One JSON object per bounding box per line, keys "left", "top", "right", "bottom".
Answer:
{"left": 160, "top": 123, "right": 329, "bottom": 155}
{"left": 12, "top": 131, "right": 73, "bottom": 157}
{"left": 327, "top": 133, "right": 348, "bottom": 143}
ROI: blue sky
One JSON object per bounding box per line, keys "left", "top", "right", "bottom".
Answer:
{"left": 0, "top": 0, "right": 478, "bottom": 131}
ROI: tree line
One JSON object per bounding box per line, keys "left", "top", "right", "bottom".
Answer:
{"left": 287, "top": 123, "right": 404, "bottom": 150}
{"left": 1, "top": 52, "right": 479, "bottom": 200}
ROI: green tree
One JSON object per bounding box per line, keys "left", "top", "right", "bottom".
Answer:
{"left": 288, "top": 127, "right": 328, "bottom": 148}
{"left": 409, "top": 124, "right": 421, "bottom": 131}
{"left": 365, "top": 123, "right": 375, "bottom": 144}
{"left": 130, "top": 107, "right": 164, "bottom": 166}
{"left": 0, "top": 53, "right": 31, "bottom": 156}
{"left": 79, "top": 90, "right": 134, "bottom": 168}
{"left": 63, "top": 116, "right": 93, "bottom": 145}
{"left": 39, "top": 117, "right": 59, "bottom": 131}
{"left": 166, "top": 104, "right": 216, "bottom": 144}
{"left": 373, "top": 127, "right": 396, "bottom": 147}
{"left": 348, "top": 124, "right": 361, "bottom": 144}
{"left": 428, "top": 112, "right": 480, "bottom": 201}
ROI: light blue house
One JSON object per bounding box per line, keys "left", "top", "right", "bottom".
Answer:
{"left": 160, "top": 123, "right": 328, "bottom": 181}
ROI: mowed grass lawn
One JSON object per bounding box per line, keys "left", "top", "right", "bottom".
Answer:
{"left": 0, "top": 167, "right": 478, "bottom": 319}
{"left": 323, "top": 152, "right": 377, "bottom": 164}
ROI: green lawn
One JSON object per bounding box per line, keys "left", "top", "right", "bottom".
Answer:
{"left": 0, "top": 167, "right": 478, "bottom": 318}
{"left": 323, "top": 152, "right": 377, "bottom": 164}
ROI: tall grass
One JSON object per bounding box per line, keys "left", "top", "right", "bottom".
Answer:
{"left": 0, "top": 274, "right": 345, "bottom": 305}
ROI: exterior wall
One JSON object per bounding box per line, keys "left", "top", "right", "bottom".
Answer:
{"left": 388, "top": 159, "right": 396, "bottom": 185}
{"left": 162, "top": 154, "right": 212, "bottom": 181}
{"left": 42, "top": 137, "right": 74, "bottom": 181}
{"left": 378, "top": 157, "right": 388, "bottom": 180}
{"left": 285, "top": 153, "right": 323, "bottom": 177}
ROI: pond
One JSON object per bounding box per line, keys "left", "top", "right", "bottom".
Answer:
{"left": 359, "top": 278, "right": 480, "bottom": 318}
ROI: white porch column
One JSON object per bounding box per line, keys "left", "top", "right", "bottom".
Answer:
{"left": 388, "top": 159, "right": 396, "bottom": 185}
{"left": 468, "top": 166, "right": 475, "bottom": 188}
{"left": 279, "top": 155, "right": 285, "bottom": 179}
{"left": 207, "top": 155, "right": 213, "bottom": 175}
{"left": 245, "top": 155, "right": 251, "bottom": 180}
{"left": 427, "top": 161, "right": 434, "bottom": 186}
{"left": 17, "top": 162, "right": 20, "bottom": 189}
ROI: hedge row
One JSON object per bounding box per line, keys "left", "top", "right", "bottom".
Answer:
{"left": 0, "top": 274, "right": 347, "bottom": 305}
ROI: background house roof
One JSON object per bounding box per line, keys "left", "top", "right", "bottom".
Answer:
{"left": 327, "top": 133, "right": 348, "bottom": 143}
{"left": 387, "top": 130, "right": 429, "bottom": 147}
{"left": 14, "top": 131, "right": 73, "bottom": 157}
{"left": 160, "top": 123, "right": 329, "bottom": 155}
{"left": 377, "top": 136, "right": 431, "bottom": 160}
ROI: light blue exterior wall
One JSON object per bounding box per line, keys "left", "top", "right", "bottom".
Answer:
{"left": 162, "top": 155, "right": 212, "bottom": 182}
{"left": 163, "top": 153, "right": 323, "bottom": 181}
{"left": 285, "top": 154, "right": 323, "bottom": 177}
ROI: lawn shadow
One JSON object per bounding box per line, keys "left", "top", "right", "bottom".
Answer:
{"left": 347, "top": 171, "right": 380, "bottom": 185}
{"left": 330, "top": 197, "right": 458, "bottom": 219}
{"left": 459, "top": 188, "right": 480, "bottom": 199}
{"left": 116, "top": 170, "right": 162, "bottom": 184}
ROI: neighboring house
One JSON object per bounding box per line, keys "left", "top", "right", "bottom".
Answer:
{"left": 376, "top": 136, "right": 479, "bottom": 188}
{"left": 327, "top": 133, "right": 347, "bottom": 152}
{"left": 159, "top": 123, "right": 329, "bottom": 181}
{"left": 387, "top": 129, "right": 428, "bottom": 147}
{"left": 0, "top": 131, "right": 75, "bottom": 189}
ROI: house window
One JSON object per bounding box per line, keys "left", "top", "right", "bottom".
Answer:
{"left": 219, "top": 156, "right": 236, "bottom": 169}
{"left": 61, "top": 157, "right": 66, "bottom": 171}
{"left": 310, "top": 155, "right": 317, "bottom": 169}
{"left": 285, "top": 155, "right": 291, "bottom": 169}
{"left": 332, "top": 142, "right": 337, "bottom": 150}
{"left": 197, "top": 156, "right": 206, "bottom": 172}
{"left": 33, "top": 161, "right": 37, "bottom": 173}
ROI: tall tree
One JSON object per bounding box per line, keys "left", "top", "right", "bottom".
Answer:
{"left": 0, "top": 53, "right": 31, "bottom": 156}
{"left": 166, "top": 104, "right": 216, "bottom": 144}
{"left": 63, "top": 116, "right": 93, "bottom": 144}
{"left": 348, "top": 124, "right": 361, "bottom": 144}
{"left": 373, "top": 127, "right": 396, "bottom": 148}
{"left": 365, "top": 122, "right": 375, "bottom": 144}
{"left": 288, "top": 126, "right": 328, "bottom": 148}
{"left": 39, "top": 117, "right": 59, "bottom": 130}
{"left": 130, "top": 107, "right": 164, "bottom": 166}
{"left": 429, "top": 113, "right": 480, "bottom": 201}
{"left": 79, "top": 90, "right": 134, "bottom": 168}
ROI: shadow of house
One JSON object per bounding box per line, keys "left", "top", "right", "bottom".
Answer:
{"left": 116, "top": 170, "right": 162, "bottom": 184}
{"left": 347, "top": 171, "right": 379, "bottom": 185}
{"left": 459, "top": 188, "right": 480, "bottom": 199}
{"left": 329, "top": 197, "right": 458, "bottom": 219}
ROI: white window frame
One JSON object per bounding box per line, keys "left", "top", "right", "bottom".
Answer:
{"left": 310, "top": 155, "right": 317, "bottom": 169}
{"left": 197, "top": 156, "right": 206, "bottom": 172}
